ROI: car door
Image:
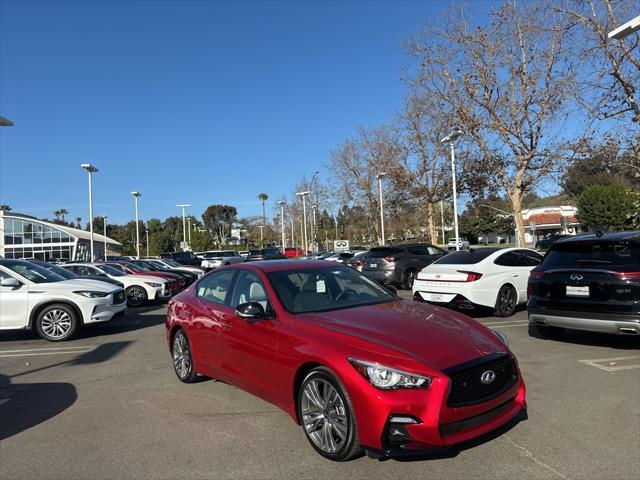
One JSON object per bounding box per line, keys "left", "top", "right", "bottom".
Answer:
{"left": 220, "top": 269, "right": 280, "bottom": 402}
{"left": 0, "top": 269, "right": 29, "bottom": 329}
{"left": 408, "top": 245, "right": 432, "bottom": 270}
{"left": 493, "top": 251, "right": 529, "bottom": 303}
{"left": 190, "top": 270, "right": 237, "bottom": 372}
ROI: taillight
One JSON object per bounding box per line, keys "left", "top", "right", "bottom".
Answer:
{"left": 527, "top": 286, "right": 532, "bottom": 301}
{"left": 384, "top": 256, "right": 397, "bottom": 262}
{"left": 457, "top": 271, "right": 482, "bottom": 282}
{"left": 353, "top": 261, "right": 364, "bottom": 267}
{"left": 612, "top": 272, "right": 640, "bottom": 281}
{"left": 530, "top": 271, "right": 546, "bottom": 279}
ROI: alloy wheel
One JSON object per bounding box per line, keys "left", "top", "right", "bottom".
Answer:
{"left": 498, "top": 286, "right": 516, "bottom": 316}
{"left": 172, "top": 332, "right": 192, "bottom": 380}
{"left": 301, "top": 379, "right": 348, "bottom": 454}
{"left": 127, "top": 286, "right": 145, "bottom": 307}
{"left": 40, "top": 309, "right": 73, "bottom": 339}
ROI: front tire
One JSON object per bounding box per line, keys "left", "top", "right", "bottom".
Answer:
{"left": 298, "top": 367, "right": 362, "bottom": 461}
{"left": 126, "top": 286, "right": 147, "bottom": 307}
{"left": 172, "top": 329, "right": 198, "bottom": 383}
{"left": 35, "top": 304, "right": 78, "bottom": 342}
{"left": 401, "top": 269, "right": 417, "bottom": 290}
{"left": 494, "top": 284, "right": 517, "bottom": 317}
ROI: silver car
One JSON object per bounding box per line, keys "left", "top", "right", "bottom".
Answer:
{"left": 200, "top": 250, "right": 245, "bottom": 270}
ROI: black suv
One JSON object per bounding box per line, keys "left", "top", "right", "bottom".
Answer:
{"left": 528, "top": 231, "right": 640, "bottom": 337}
{"left": 245, "top": 248, "right": 287, "bottom": 262}
{"left": 160, "top": 251, "right": 201, "bottom": 267}
{"left": 361, "top": 243, "right": 447, "bottom": 289}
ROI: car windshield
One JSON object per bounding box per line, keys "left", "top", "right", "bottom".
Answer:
{"left": 267, "top": 265, "right": 395, "bottom": 314}
{"left": 163, "top": 259, "right": 181, "bottom": 267}
{"left": 96, "top": 264, "right": 126, "bottom": 276}
{"left": 44, "top": 263, "right": 77, "bottom": 279}
{"left": 123, "top": 262, "right": 148, "bottom": 273}
{"left": 3, "top": 261, "right": 66, "bottom": 283}
{"left": 543, "top": 240, "right": 640, "bottom": 269}
{"left": 142, "top": 261, "right": 165, "bottom": 270}
{"left": 434, "top": 248, "right": 501, "bottom": 265}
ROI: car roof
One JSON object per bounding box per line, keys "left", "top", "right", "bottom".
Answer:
{"left": 554, "top": 231, "right": 640, "bottom": 244}
{"left": 223, "top": 259, "right": 343, "bottom": 273}
{"left": 0, "top": 258, "right": 36, "bottom": 267}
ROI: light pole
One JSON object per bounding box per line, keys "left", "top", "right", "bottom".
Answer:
{"left": 145, "top": 227, "right": 149, "bottom": 257}
{"left": 81, "top": 164, "right": 99, "bottom": 261}
{"left": 101, "top": 215, "right": 108, "bottom": 260}
{"left": 440, "top": 129, "right": 463, "bottom": 251}
{"left": 258, "top": 225, "right": 265, "bottom": 247}
{"left": 296, "top": 191, "right": 310, "bottom": 253}
{"left": 188, "top": 218, "right": 192, "bottom": 245}
{"left": 440, "top": 201, "right": 445, "bottom": 245}
{"left": 290, "top": 217, "right": 295, "bottom": 250}
{"left": 311, "top": 204, "right": 318, "bottom": 252}
{"left": 131, "top": 192, "right": 141, "bottom": 258}
{"left": 176, "top": 204, "right": 191, "bottom": 251}
{"left": 277, "top": 201, "right": 286, "bottom": 250}
{"left": 608, "top": 15, "right": 640, "bottom": 39}
{"left": 479, "top": 204, "right": 520, "bottom": 247}
{"left": 376, "top": 172, "right": 387, "bottom": 246}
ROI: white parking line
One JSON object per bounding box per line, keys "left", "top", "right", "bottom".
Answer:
{"left": 0, "top": 346, "right": 94, "bottom": 358}
{"left": 578, "top": 355, "right": 640, "bottom": 372}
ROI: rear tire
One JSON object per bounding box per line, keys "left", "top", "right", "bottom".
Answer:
{"left": 298, "top": 367, "right": 362, "bottom": 461}
{"left": 494, "top": 284, "right": 517, "bottom": 317}
{"left": 35, "top": 304, "right": 79, "bottom": 342}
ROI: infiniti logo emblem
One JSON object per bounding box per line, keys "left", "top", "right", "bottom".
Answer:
{"left": 570, "top": 274, "right": 584, "bottom": 280}
{"left": 480, "top": 370, "right": 496, "bottom": 385}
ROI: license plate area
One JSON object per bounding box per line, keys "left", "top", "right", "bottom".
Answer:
{"left": 566, "top": 285, "right": 590, "bottom": 297}
{"left": 368, "top": 263, "right": 377, "bottom": 268}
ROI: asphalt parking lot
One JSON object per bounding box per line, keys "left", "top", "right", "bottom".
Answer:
{"left": 1, "top": 294, "right": 639, "bottom": 480}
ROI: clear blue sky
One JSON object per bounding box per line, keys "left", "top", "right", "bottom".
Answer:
{"left": 1, "top": 0, "right": 491, "bottom": 224}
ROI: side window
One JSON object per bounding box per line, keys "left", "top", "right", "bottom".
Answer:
{"left": 0, "top": 270, "right": 11, "bottom": 282}
{"left": 427, "top": 246, "right": 443, "bottom": 256}
{"left": 196, "top": 270, "right": 236, "bottom": 304}
{"left": 494, "top": 252, "right": 520, "bottom": 267}
{"left": 518, "top": 250, "right": 542, "bottom": 267}
{"left": 230, "top": 270, "right": 269, "bottom": 310}
{"left": 65, "top": 266, "right": 79, "bottom": 274}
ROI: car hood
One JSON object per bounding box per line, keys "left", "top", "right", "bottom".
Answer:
{"left": 36, "top": 279, "right": 119, "bottom": 292}
{"left": 298, "top": 300, "right": 503, "bottom": 371}
{"left": 129, "top": 274, "right": 166, "bottom": 284}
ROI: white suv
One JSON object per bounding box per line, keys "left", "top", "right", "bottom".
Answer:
{"left": 0, "top": 259, "right": 127, "bottom": 341}
{"left": 447, "top": 237, "right": 470, "bottom": 250}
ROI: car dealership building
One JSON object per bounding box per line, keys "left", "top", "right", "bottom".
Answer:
{"left": 0, "top": 211, "right": 121, "bottom": 261}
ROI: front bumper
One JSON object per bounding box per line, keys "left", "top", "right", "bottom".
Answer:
{"left": 346, "top": 362, "right": 526, "bottom": 455}
{"left": 87, "top": 303, "right": 127, "bottom": 324}
{"left": 529, "top": 310, "right": 640, "bottom": 335}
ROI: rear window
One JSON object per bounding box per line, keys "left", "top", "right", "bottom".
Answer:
{"left": 543, "top": 240, "right": 640, "bottom": 269}
{"left": 249, "top": 249, "right": 262, "bottom": 255}
{"left": 368, "top": 247, "right": 401, "bottom": 258}
{"left": 434, "top": 249, "right": 500, "bottom": 265}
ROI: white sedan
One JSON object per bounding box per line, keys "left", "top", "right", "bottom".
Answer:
{"left": 144, "top": 258, "right": 205, "bottom": 278}
{"left": 412, "top": 247, "right": 543, "bottom": 317}
{"left": 0, "top": 259, "right": 127, "bottom": 341}
{"left": 63, "top": 263, "right": 172, "bottom": 307}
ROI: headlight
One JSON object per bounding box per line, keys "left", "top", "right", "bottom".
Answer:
{"left": 491, "top": 329, "right": 509, "bottom": 347}
{"left": 73, "top": 290, "right": 109, "bottom": 298}
{"left": 145, "top": 282, "right": 162, "bottom": 288}
{"left": 348, "top": 358, "right": 431, "bottom": 390}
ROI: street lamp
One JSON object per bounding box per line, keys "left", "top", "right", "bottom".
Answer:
{"left": 311, "top": 204, "right": 318, "bottom": 252}
{"left": 131, "top": 192, "right": 141, "bottom": 258}
{"left": 479, "top": 204, "right": 520, "bottom": 247}
{"left": 176, "top": 204, "right": 191, "bottom": 251}
{"left": 258, "top": 225, "right": 265, "bottom": 248}
{"left": 440, "top": 129, "right": 463, "bottom": 251}
{"left": 608, "top": 15, "right": 640, "bottom": 39}
{"left": 440, "top": 201, "right": 445, "bottom": 245}
{"left": 188, "top": 218, "right": 192, "bottom": 245}
{"left": 81, "top": 163, "right": 99, "bottom": 261}
{"left": 296, "top": 191, "right": 310, "bottom": 253}
{"left": 277, "top": 201, "right": 286, "bottom": 250}
{"left": 376, "top": 172, "right": 387, "bottom": 246}
{"left": 101, "top": 215, "right": 108, "bottom": 260}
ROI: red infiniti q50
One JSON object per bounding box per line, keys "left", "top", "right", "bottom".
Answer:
{"left": 166, "top": 260, "right": 526, "bottom": 461}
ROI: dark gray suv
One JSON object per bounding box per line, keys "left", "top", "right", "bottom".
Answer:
{"left": 361, "top": 243, "right": 447, "bottom": 289}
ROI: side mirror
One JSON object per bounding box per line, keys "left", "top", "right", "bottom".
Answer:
{"left": 385, "top": 284, "right": 398, "bottom": 296}
{"left": 0, "top": 277, "right": 21, "bottom": 288}
{"left": 235, "top": 302, "right": 266, "bottom": 322}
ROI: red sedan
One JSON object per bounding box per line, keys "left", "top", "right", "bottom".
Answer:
{"left": 102, "top": 261, "right": 184, "bottom": 294}
{"left": 166, "top": 260, "right": 526, "bottom": 461}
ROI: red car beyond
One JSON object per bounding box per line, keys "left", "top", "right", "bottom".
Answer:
{"left": 102, "top": 261, "right": 184, "bottom": 294}
{"left": 166, "top": 260, "right": 525, "bottom": 461}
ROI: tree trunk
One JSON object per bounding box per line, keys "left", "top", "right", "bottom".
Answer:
{"left": 426, "top": 202, "right": 437, "bottom": 244}
{"left": 508, "top": 189, "right": 526, "bottom": 247}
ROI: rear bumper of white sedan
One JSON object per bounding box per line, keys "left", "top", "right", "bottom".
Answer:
{"left": 412, "top": 279, "right": 497, "bottom": 309}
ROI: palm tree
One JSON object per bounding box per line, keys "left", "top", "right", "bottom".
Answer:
{"left": 0, "top": 204, "right": 11, "bottom": 212}
{"left": 257, "top": 193, "right": 268, "bottom": 226}
{"left": 75, "top": 216, "right": 82, "bottom": 228}
{"left": 59, "top": 208, "right": 68, "bottom": 222}
{"left": 54, "top": 209, "right": 62, "bottom": 220}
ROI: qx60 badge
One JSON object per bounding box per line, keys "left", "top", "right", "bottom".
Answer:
{"left": 480, "top": 370, "right": 497, "bottom": 385}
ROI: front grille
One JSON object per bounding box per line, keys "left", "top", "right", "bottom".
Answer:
{"left": 444, "top": 353, "right": 518, "bottom": 407}
{"left": 440, "top": 397, "right": 515, "bottom": 437}
{"left": 113, "top": 289, "right": 126, "bottom": 305}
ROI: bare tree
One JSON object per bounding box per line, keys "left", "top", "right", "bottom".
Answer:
{"left": 407, "top": 1, "right": 578, "bottom": 245}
